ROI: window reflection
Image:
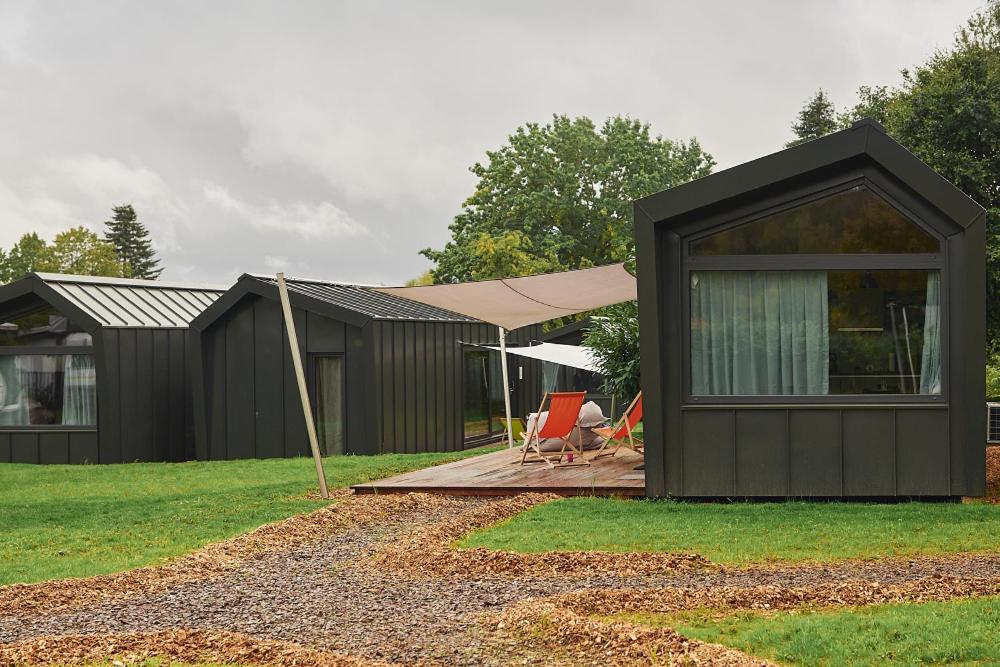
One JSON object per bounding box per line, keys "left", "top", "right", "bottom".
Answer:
{"left": 690, "top": 187, "right": 939, "bottom": 255}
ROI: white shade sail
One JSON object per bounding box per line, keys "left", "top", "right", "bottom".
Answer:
{"left": 372, "top": 263, "right": 636, "bottom": 331}
{"left": 479, "top": 342, "right": 599, "bottom": 373}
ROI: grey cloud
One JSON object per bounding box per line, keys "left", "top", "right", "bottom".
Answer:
{"left": 0, "top": 0, "right": 982, "bottom": 286}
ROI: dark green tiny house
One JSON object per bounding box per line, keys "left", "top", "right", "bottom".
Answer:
{"left": 190, "top": 274, "right": 541, "bottom": 458}
{"left": 635, "top": 120, "right": 986, "bottom": 498}
{"left": 0, "top": 273, "right": 225, "bottom": 463}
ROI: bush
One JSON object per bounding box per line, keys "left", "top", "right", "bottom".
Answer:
{"left": 583, "top": 301, "right": 640, "bottom": 401}
{"left": 988, "top": 355, "right": 1000, "bottom": 400}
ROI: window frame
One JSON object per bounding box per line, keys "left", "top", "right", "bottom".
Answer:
{"left": 0, "top": 347, "right": 99, "bottom": 429}
{"left": 681, "top": 179, "right": 948, "bottom": 405}
{"left": 308, "top": 352, "right": 347, "bottom": 456}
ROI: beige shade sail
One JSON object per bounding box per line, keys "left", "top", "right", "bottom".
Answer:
{"left": 373, "top": 263, "right": 636, "bottom": 331}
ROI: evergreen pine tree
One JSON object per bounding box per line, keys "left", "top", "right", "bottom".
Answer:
{"left": 103, "top": 204, "right": 162, "bottom": 279}
{"left": 786, "top": 90, "right": 838, "bottom": 147}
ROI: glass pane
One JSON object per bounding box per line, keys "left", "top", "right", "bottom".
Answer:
{"left": 690, "top": 187, "right": 939, "bottom": 255}
{"left": 0, "top": 354, "right": 97, "bottom": 425}
{"left": 690, "top": 270, "right": 941, "bottom": 396}
{"left": 315, "top": 356, "right": 344, "bottom": 455}
{"left": 463, "top": 350, "right": 491, "bottom": 438}
{"left": 0, "top": 306, "right": 93, "bottom": 346}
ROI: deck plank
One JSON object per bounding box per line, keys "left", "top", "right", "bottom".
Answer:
{"left": 352, "top": 448, "right": 645, "bottom": 497}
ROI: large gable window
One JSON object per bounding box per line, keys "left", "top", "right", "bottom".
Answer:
{"left": 690, "top": 187, "right": 940, "bottom": 255}
{"left": 688, "top": 186, "right": 942, "bottom": 397}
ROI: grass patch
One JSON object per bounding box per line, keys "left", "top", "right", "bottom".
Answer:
{"left": 0, "top": 449, "right": 492, "bottom": 585}
{"left": 619, "top": 596, "right": 1000, "bottom": 666}
{"left": 460, "top": 496, "right": 1000, "bottom": 564}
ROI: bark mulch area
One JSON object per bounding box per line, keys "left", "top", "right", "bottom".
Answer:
{"left": 489, "top": 574, "right": 1000, "bottom": 666}
{"left": 368, "top": 493, "right": 709, "bottom": 577}
{"left": 0, "top": 629, "right": 388, "bottom": 667}
{"left": 0, "top": 491, "right": 455, "bottom": 618}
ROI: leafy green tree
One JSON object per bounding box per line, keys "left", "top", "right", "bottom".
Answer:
{"left": 837, "top": 85, "right": 895, "bottom": 128}
{"left": 38, "top": 227, "right": 123, "bottom": 277}
{"left": 583, "top": 300, "right": 641, "bottom": 402}
{"left": 421, "top": 114, "right": 713, "bottom": 283}
{"left": 0, "top": 233, "right": 49, "bottom": 283}
{"left": 882, "top": 1, "right": 1000, "bottom": 349}
{"left": 786, "top": 90, "right": 838, "bottom": 147}
{"left": 104, "top": 204, "right": 162, "bottom": 279}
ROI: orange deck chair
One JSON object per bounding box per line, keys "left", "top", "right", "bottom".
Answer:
{"left": 592, "top": 392, "right": 643, "bottom": 459}
{"left": 520, "top": 391, "right": 589, "bottom": 467}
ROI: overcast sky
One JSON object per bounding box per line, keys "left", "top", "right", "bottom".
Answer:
{"left": 0, "top": 0, "right": 983, "bottom": 285}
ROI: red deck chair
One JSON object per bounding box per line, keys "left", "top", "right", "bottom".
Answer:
{"left": 592, "top": 392, "right": 643, "bottom": 459}
{"left": 520, "top": 391, "right": 589, "bottom": 467}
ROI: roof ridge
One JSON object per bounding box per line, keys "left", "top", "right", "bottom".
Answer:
{"left": 245, "top": 273, "right": 384, "bottom": 289}
{"left": 34, "top": 272, "right": 229, "bottom": 292}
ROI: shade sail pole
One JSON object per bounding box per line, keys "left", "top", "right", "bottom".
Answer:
{"left": 499, "top": 326, "right": 515, "bottom": 449}
{"left": 276, "top": 273, "right": 330, "bottom": 499}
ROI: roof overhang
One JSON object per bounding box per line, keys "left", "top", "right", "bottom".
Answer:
{"left": 636, "top": 120, "right": 986, "bottom": 232}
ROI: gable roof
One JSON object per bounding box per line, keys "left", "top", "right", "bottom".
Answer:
{"left": 635, "top": 119, "right": 986, "bottom": 231}
{"left": 0, "top": 273, "right": 227, "bottom": 329}
{"left": 250, "top": 275, "right": 478, "bottom": 322}
{"left": 191, "top": 273, "right": 479, "bottom": 332}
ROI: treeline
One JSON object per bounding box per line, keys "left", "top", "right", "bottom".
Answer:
{"left": 0, "top": 204, "right": 162, "bottom": 284}
{"left": 785, "top": 1, "right": 999, "bottom": 348}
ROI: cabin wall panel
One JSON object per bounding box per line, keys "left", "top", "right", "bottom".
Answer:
{"left": 681, "top": 409, "right": 734, "bottom": 496}
{"left": 11, "top": 433, "right": 39, "bottom": 463}
{"left": 843, "top": 410, "right": 895, "bottom": 496}
{"left": 69, "top": 432, "right": 99, "bottom": 464}
{"left": 896, "top": 408, "right": 951, "bottom": 495}
{"left": 789, "top": 410, "right": 842, "bottom": 496}
{"left": 38, "top": 432, "right": 69, "bottom": 464}
{"left": 734, "top": 411, "right": 788, "bottom": 496}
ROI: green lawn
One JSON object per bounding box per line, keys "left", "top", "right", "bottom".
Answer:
{"left": 460, "top": 496, "right": 1000, "bottom": 564}
{"left": 0, "top": 449, "right": 491, "bottom": 585}
{"left": 620, "top": 596, "right": 1000, "bottom": 666}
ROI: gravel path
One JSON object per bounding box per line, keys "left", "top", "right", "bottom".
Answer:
{"left": 3, "top": 495, "right": 1000, "bottom": 666}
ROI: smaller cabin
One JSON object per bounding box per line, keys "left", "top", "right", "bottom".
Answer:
{"left": 190, "top": 274, "right": 542, "bottom": 458}
{"left": 0, "top": 273, "right": 225, "bottom": 463}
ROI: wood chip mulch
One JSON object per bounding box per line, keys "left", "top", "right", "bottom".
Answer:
{"left": 525, "top": 573, "right": 1000, "bottom": 617}
{"left": 0, "top": 491, "right": 456, "bottom": 618}
{"left": 0, "top": 628, "right": 391, "bottom": 667}
{"left": 492, "top": 600, "right": 773, "bottom": 666}
{"left": 366, "top": 493, "right": 710, "bottom": 577}
{"left": 490, "top": 573, "right": 1000, "bottom": 666}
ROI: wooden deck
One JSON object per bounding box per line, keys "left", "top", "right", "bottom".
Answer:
{"left": 352, "top": 447, "right": 646, "bottom": 497}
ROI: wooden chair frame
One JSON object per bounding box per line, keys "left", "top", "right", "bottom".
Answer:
{"left": 520, "top": 391, "right": 590, "bottom": 468}
{"left": 592, "top": 392, "right": 643, "bottom": 460}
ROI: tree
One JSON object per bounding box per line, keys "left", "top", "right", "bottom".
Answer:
{"left": 882, "top": 1, "right": 1000, "bottom": 349}
{"left": 583, "top": 301, "right": 641, "bottom": 402}
{"left": 786, "top": 90, "right": 838, "bottom": 147}
{"left": 404, "top": 270, "right": 435, "bottom": 286}
{"left": 104, "top": 204, "right": 162, "bottom": 279}
{"left": 837, "top": 85, "right": 895, "bottom": 128}
{"left": 421, "top": 114, "right": 714, "bottom": 283}
{"left": 0, "top": 233, "right": 48, "bottom": 283}
{"left": 38, "top": 227, "right": 122, "bottom": 277}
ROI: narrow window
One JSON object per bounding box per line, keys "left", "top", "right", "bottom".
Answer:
{"left": 314, "top": 356, "right": 344, "bottom": 455}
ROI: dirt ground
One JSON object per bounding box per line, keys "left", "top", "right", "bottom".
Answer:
{"left": 3, "top": 491, "right": 1000, "bottom": 666}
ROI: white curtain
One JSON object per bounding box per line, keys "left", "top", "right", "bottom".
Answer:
{"left": 0, "top": 357, "right": 29, "bottom": 425}
{"left": 691, "top": 271, "right": 830, "bottom": 395}
{"left": 542, "top": 361, "right": 559, "bottom": 393}
{"left": 62, "top": 354, "right": 97, "bottom": 425}
{"left": 919, "top": 272, "right": 942, "bottom": 394}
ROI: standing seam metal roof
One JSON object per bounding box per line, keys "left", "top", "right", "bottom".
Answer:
{"left": 250, "top": 275, "right": 478, "bottom": 322}
{"left": 35, "top": 273, "right": 227, "bottom": 328}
